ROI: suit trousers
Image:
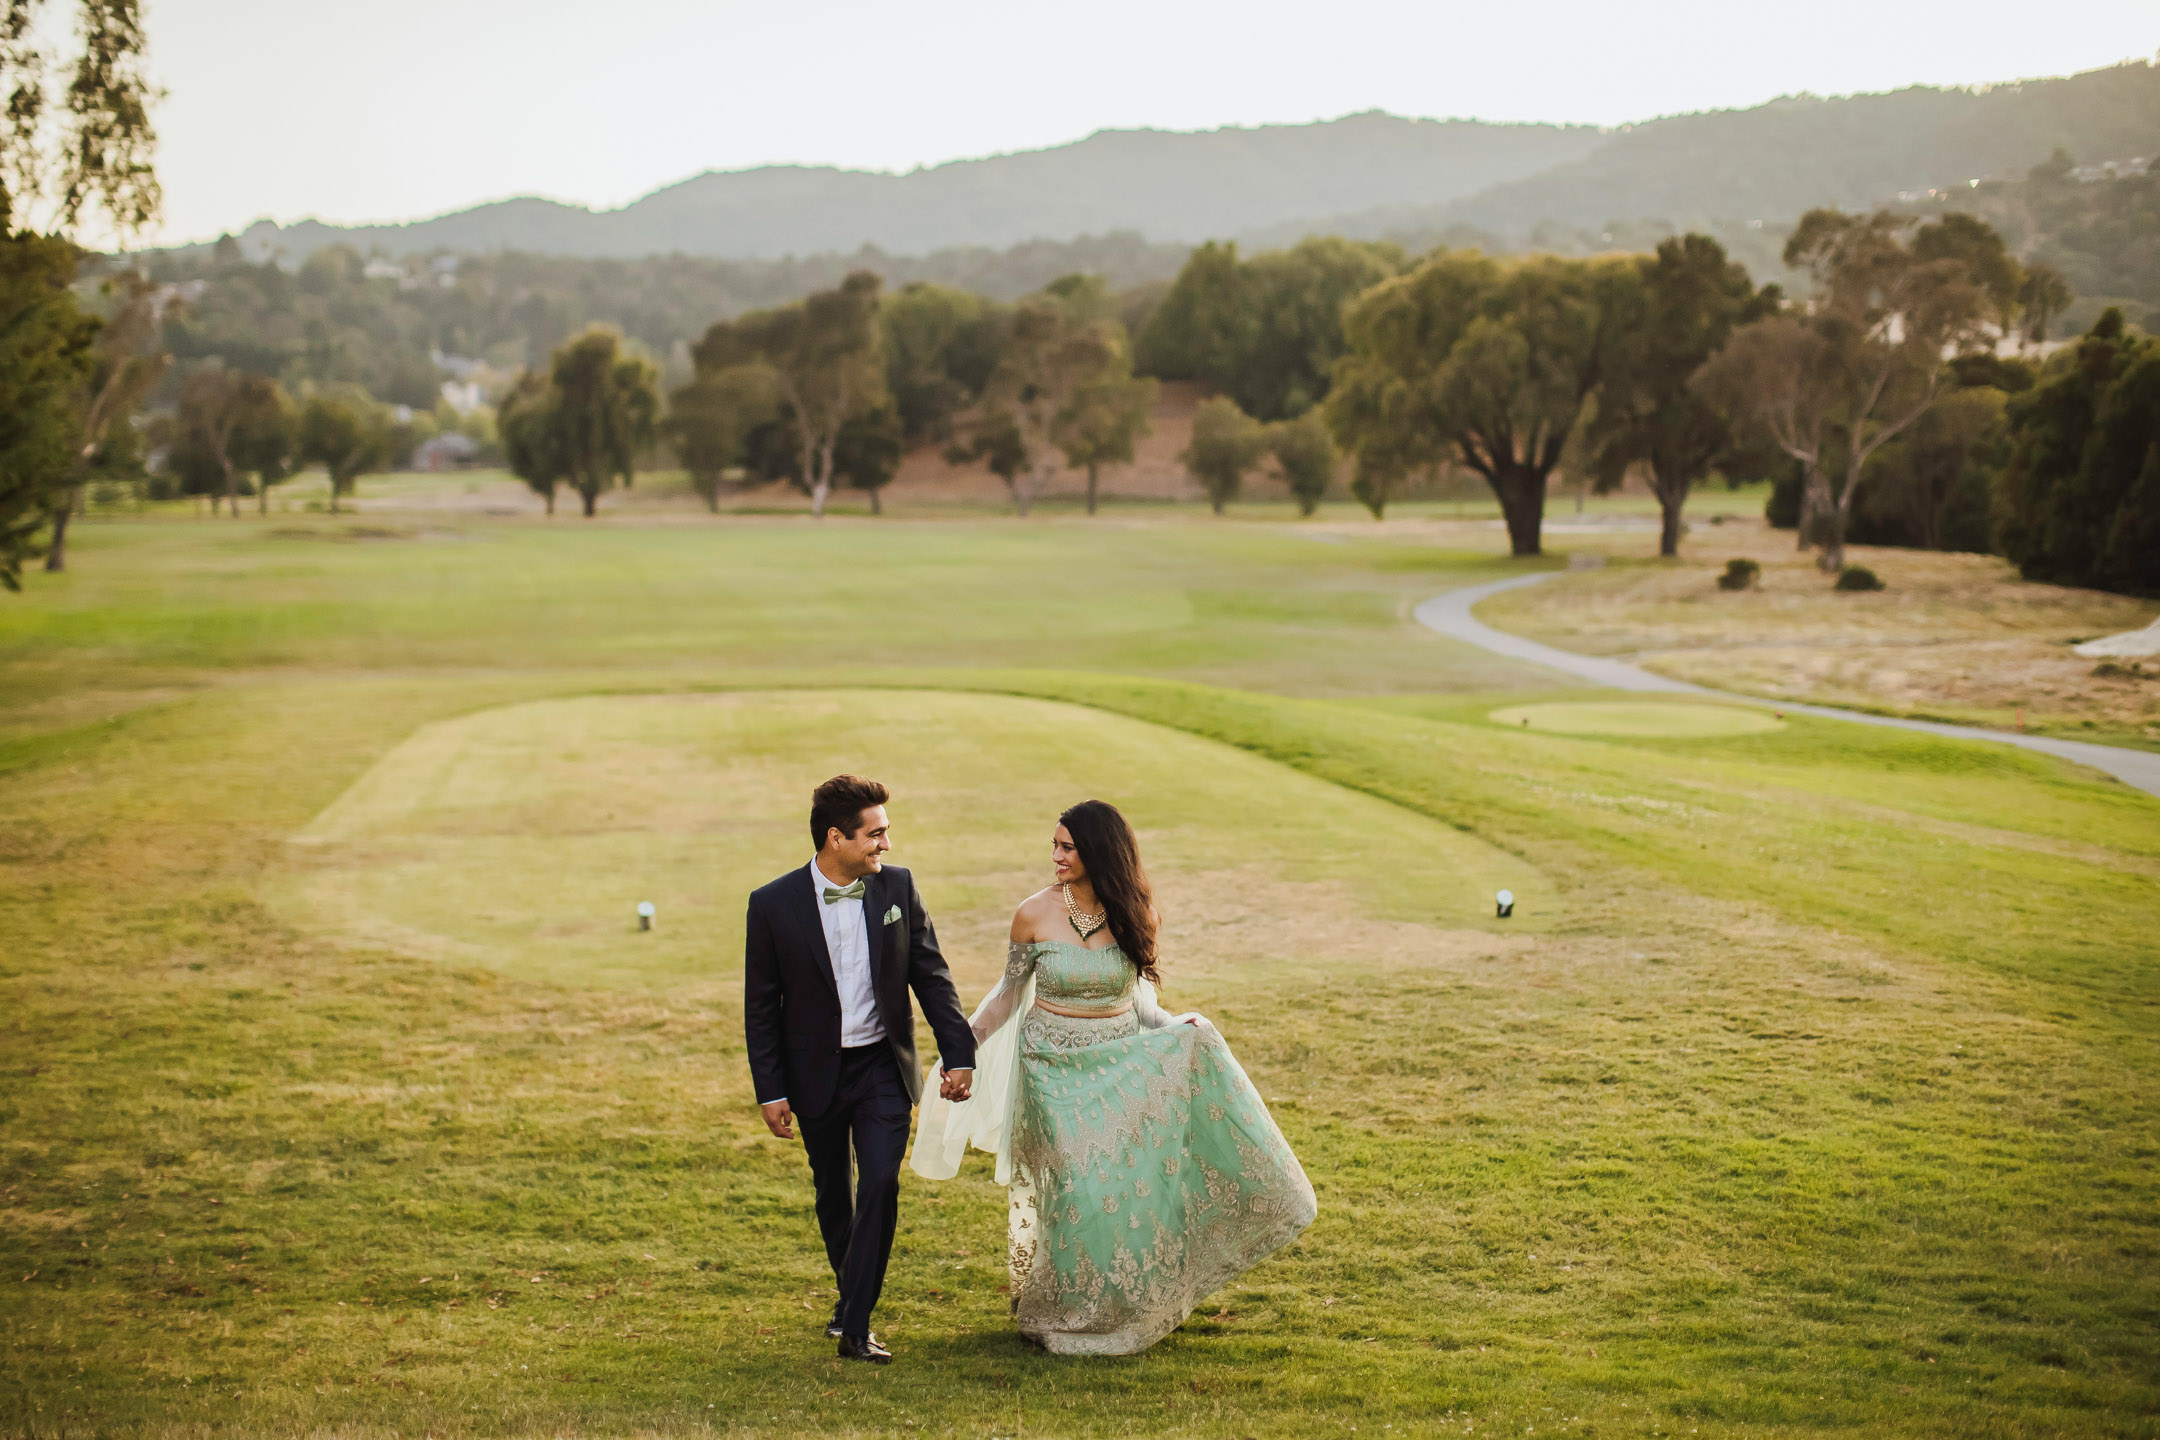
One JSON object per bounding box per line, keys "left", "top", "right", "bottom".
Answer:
{"left": 796, "top": 1042, "right": 911, "bottom": 1338}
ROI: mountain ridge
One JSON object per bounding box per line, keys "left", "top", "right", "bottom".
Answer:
{"left": 218, "top": 61, "right": 2160, "bottom": 267}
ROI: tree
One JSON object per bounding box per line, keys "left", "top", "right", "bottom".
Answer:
{"left": 834, "top": 404, "right": 904, "bottom": 514}
{"left": 1057, "top": 361, "right": 1155, "bottom": 515}
{"left": 1136, "top": 242, "right": 1249, "bottom": 393}
{"left": 0, "top": 0, "right": 161, "bottom": 240}
{"left": 498, "top": 369, "right": 568, "bottom": 515}
{"left": 546, "top": 328, "right": 659, "bottom": 517}
{"left": 1695, "top": 314, "right": 1841, "bottom": 544}
{"left": 944, "top": 408, "right": 1027, "bottom": 500}
{"left": 2016, "top": 263, "right": 2074, "bottom": 347}
{"left": 173, "top": 363, "right": 252, "bottom": 516}
{"left": 1181, "top": 396, "right": 1267, "bottom": 515}
{"left": 234, "top": 377, "right": 296, "bottom": 514}
{"left": 296, "top": 385, "right": 393, "bottom": 514}
{"left": 1995, "top": 309, "right": 2160, "bottom": 595}
{"left": 1849, "top": 384, "right": 2006, "bottom": 552}
{"left": 973, "top": 285, "right": 1132, "bottom": 516}
{"left": 0, "top": 225, "right": 93, "bottom": 587}
{"left": 881, "top": 282, "right": 1005, "bottom": 443}
{"left": 662, "top": 363, "right": 778, "bottom": 511}
{"left": 1138, "top": 237, "right": 1402, "bottom": 420}
{"left": 44, "top": 268, "right": 165, "bottom": 569}
{"left": 0, "top": 1, "right": 159, "bottom": 584}
{"left": 1327, "top": 250, "right": 1635, "bottom": 555}
{"left": 697, "top": 271, "right": 883, "bottom": 518}
{"left": 1704, "top": 210, "right": 2004, "bottom": 570}
{"left": 1267, "top": 410, "right": 1337, "bottom": 516}
{"left": 1586, "top": 233, "right": 1776, "bottom": 556}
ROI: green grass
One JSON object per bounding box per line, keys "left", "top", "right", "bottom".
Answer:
{"left": 1485, "top": 701, "right": 1787, "bottom": 739}
{"left": 2, "top": 504, "right": 2156, "bottom": 1438}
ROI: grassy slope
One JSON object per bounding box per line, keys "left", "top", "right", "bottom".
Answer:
{"left": 2, "top": 512, "right": 2156, "bottom": 1439}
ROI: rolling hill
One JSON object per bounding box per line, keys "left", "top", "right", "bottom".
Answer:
{"left": 222, "top": 59, "right": 2160, "bottom": 269}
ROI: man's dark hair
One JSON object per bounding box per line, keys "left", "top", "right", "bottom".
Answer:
{"left": 811, "top": 774, "right": 890, "bottom": 849}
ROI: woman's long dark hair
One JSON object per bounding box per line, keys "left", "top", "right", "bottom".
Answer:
{"left": 1059, "top": 799, "right": 1160, "bottom": 986}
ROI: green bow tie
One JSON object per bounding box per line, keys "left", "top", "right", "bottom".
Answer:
{"left": 822, "top": 880, "right": 865, "bottom": 905}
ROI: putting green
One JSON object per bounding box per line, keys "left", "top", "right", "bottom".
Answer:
{"left": 1488, "top": 700, "right": 1786, "bottom": 738}
{"left": 273, "top": 689, "right": 1543, "bottom": 992}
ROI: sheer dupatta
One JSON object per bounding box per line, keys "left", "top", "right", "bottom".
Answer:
{"left": 910, "top": 946, "right": 1034, "bottom": 1184}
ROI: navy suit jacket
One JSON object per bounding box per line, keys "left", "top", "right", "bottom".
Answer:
{"left": 742, "top": 862, "right": 976, "bottom": 1118}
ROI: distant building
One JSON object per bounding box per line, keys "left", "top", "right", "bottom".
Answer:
{"left": 2070, "top": 156, "right": 2151, "bottom": 183}
{"left": 440, "top": 379, "right": 486, "bottom": 415}
{"left": 410, "top": 432, "right": 482, "bottom": 472}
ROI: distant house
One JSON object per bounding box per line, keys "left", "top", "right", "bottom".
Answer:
{"left": 440, "top": 379, "right": 486, "bottom": 415}
{"left": 410, "top": 432, "right": 482, "bottom": 472}
{"left": 2070, "top": 156, "right": 2151, "bottom": 183}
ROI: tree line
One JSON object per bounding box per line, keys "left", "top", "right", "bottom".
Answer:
{"left": 2, "top": 8, "right": 2153, "bottom": 597}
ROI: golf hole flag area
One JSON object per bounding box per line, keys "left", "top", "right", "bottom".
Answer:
{"left": 273, "top": 689, "right": 1538, "bottom": 994}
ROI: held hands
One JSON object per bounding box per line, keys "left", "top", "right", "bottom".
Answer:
{"left": 759, "top": 1099, "right": 794, "bottom": 1140}
{"left": 938, "top": 1067, "right": 974, "bottom": 1103}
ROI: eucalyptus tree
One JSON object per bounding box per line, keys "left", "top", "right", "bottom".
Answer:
{"left": 696, "top": 271, "right": 884, "bottom": 518}
{"left": 1700, "top": 209, "right": 2004, "bottom": 569}
{"left": 974, "top": 284, "right": 1136, "bottom": 516}
{"left": 0, "top": 0, "right": 160, "bottom": 583}
{"left": 1586, "top": 233, "right": 1776, "bottom": 556}
{"left": 1326, "top": 250, "right": 1636, "bottom": 553}
{"left": 0, "top": 0, "right": 161, "bottom": 238}
{"left": 44, "top": 270, "right": 166, "bottom": 567}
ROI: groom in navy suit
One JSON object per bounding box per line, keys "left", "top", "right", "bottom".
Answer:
{"left": 743, "top": 774, "right": 976, "bottom": 1364}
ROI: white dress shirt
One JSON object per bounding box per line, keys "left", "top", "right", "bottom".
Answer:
{"left": 812, "top": 859, "right": 887, "bottom": 1048}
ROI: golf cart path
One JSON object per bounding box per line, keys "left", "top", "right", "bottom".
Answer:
{"left": 1416, "top": 571, "right": 2160, "bottom": 800}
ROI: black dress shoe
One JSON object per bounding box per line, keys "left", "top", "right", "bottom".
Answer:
{"left": 824, "top": 1306, "right": 844, "bottom": 1340}
{"left": 837, "top": 1332, "right": 892, "bottom": 1364}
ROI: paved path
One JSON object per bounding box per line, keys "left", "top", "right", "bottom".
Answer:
{"left": 1415, "top": 571, "right": 2160, "bottom": 800}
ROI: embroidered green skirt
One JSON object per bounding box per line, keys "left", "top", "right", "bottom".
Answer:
{"left": 1006, "top": 1006, "right": 1317, "bottom": 1355}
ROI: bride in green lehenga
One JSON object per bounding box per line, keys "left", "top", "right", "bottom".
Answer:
{"left": 911, "top": 800, "right": 1316, "bottom": 1355}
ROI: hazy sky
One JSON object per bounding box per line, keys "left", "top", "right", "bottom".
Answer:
{"left": 145, "top": 0, "right": 2157, "bottom": 244}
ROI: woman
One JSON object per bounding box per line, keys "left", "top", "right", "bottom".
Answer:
{"left": 911, "top": 800, "right": 1316, "bottom": 1355}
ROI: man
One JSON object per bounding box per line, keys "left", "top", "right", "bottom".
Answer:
{"left": 743, "top": 774, "right": 976, "bottom": 1364}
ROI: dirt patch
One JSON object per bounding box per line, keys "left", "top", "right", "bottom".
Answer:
{"left": 1477, "top": 519, "right": 2160, "bottom": 744}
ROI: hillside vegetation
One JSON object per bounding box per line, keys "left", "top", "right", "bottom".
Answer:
{"left": 204, "top": 62, "right": 2160, "bottom": 267}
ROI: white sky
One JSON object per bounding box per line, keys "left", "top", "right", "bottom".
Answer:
{"left": 143, "top": 0, "right": 2158, "bottom": 245}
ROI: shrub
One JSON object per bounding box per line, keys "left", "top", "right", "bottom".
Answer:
{"left": 1716, "top": 558, "right": 1761, "bottom": 591}
{"left": 1835, "top": 566, "right": 1885, "bottom": 592}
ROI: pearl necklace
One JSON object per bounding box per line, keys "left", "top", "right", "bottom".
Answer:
{"left": 1062, "top": 883, "right": 1107, "bottom": 940}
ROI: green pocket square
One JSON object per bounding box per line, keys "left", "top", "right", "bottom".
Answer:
{"left": 882, "top": 904, "right": 902, "bottom": 924}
